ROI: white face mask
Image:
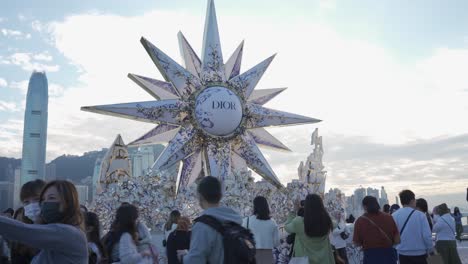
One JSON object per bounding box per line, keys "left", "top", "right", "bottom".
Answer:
{"left": 24, "top": 202, "right": 41, "bottom": 222}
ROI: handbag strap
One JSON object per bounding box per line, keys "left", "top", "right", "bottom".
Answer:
{"left": 440, "top": 216, "right": 455, "bottom": 234}
{"left": 400, "top": 209, "right": 416, "bottom": 236}
{"left": 361, "top": 215, "right": 393, "bottom": 244}
{"left": 247, "top": 216, "right": 250, "bottom": 229}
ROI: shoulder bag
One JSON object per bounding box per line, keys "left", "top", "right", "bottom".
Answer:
{"left": 400, "top": 209, "right": 416, "bottom": 236}
{"left": 439, "top": 216, "right": 455, "bottom": 235}
{"left": 361, "top": 216, "right": 393, "bottom": 244}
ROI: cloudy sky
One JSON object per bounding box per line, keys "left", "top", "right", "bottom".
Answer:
{"left": 1, "top": 0, "right": 467, "bottom": 210}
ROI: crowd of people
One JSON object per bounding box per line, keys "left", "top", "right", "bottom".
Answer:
{"left": 0, "top": 176, "right": 465, "bottom": 264}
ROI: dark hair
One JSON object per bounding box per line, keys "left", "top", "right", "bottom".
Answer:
{"left": 197, "top": 176, "right": 222, "bottom": 204}
{"left": 108, "top": 204, "right": 139, "bottom": 256}
{"left": 13, "top": 207, "right": 24, "bottom": 220}
{"left": 346, "top": 214, "right": 355, "bottom": 223}
{"left": 300, "top": 200, "right": 305, "bottom": 207}
{"left": 297, "top": 208, "right": 304, "bottom": 217}
{"left": 437, "top": 203, "right": 450, "bottom": 215}
{"left": 39, "top": 180, "right": 83, "bottom": 228}
{"left": 383, "top": 204, "right": 390, "bottom": 213}
{"left": 362, "top": 196, "right": 380, "bottom": 214}
{"left": 3, "top": 208, "right": 14, "bottom": 216}
{"left": 85, "top": 212, "right": 107, "bottom": 260}
{"left": 416, "top": 198, "right": 429, "bottom": 213}
{"left": 399, "top": 190, "right": 415, "bottom": 206}
{"left": 165, "top": 210, "right": 181, "bottom": 231}
{"left": 390, "top": 204, "right": 400, "bottom": 214}
{"left": 454, "top": 207, "right": 461, "bottom": 215}
{"left": 253, "top": 196, "right": 271, "bottom": 220}
{"left": 20, "top": 179, "right": 46, "bottom": 202}
{"left": 303, "top": 194, "right": 332, "bottom": 237}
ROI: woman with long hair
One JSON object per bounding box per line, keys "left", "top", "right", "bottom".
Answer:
{"left": 242, "top": 196, "right": 280, "bottom": 264}
{"left": 285, "top": 194, "right": 335, "bottom": 264}
{"left": 85, "top": 212, "right": 107, "bottom": 264}
{"left": 416, "top": 198, "right": 433, "bottom": 230}
{"left": 433, "top": 203, "right": 462, "bottom": 264}
{"left": 453, "top": 207, "right": 463, "bottom": 242}
{"left": 353, "top": 196, "right": 400, "bottom": 264}
{"left": 107, "top": 204, "right": 152, "bottom": 264}
{"left": 166, "top": 217, "right": 191, "bottom": 264}
{"left": 0, "top": 180, "right": 88, "bottom": 263}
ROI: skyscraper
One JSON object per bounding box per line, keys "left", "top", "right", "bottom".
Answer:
{"left": 129, "top": 146, "right": 155, "bottom": 177}
{"left": 380, "top": 186, "right": 389, "bottom": 206}
{"left": 366, "top": 187, "right": 380, "bottom": 199}
{"left": 20, "top": 71, "right": 48, "bottom": 186}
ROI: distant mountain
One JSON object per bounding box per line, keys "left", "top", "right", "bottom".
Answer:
{"left": 0, "top": 144, "right": 167, "bottom": 184}
{"left": 50, "top": 149, "right": 107, "bottom": 183}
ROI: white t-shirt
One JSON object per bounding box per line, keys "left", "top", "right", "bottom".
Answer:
{"left": 330, "top": 222, "right": 349, "bottom": 249}
{"left": 242, "top": 215, "right": 280, "bottom": 249}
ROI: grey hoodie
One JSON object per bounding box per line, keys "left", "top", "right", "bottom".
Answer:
{"left": 0, "top": 216, "right": 88, "bottom": 263}
{"left": 183, "top": 206, "right": 242, "bottom": 264}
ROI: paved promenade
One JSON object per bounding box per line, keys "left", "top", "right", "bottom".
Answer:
{"left": 459, "top": 243, "right": 468, "bottom": 264}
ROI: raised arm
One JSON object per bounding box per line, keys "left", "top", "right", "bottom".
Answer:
{"left": 284, "top": 214, "right": 298, "bottom": 234}
{"left": 0, "top": 216, "right": 85, "bottom": 254}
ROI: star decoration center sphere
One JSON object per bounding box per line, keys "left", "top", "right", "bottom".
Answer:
{"left": 194, "top": 86, "right": 243, "bottom": 137}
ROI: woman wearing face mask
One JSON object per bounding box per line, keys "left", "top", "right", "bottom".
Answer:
{"left": 10, "top": 179, "right": 45, "bottom": 264}
{"left": 0, "top": 180, "right": 88, "bottom": 263}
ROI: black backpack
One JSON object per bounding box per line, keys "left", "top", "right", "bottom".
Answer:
{"left": 195, "top": 215, "right": 256, "bottom": 264}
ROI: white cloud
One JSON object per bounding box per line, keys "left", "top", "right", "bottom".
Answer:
{"left": 9, "top": 80, "right": 28, "bottom": 93}
{"left": 31, "top": 20, "right": 43, "bottom": 32}
{"left": 1, "top": 28, "right": 22, "bottom": 37}
{"left": 1, "top": 28, "right": 32, "bottom": 39}
{"left": 33, "top": 52, "right": 53, "bottom": 61}
{"left": 0, "top": 101, "right": 18, "bottom": 112}
{"left": 1, "top": 52, "right": 59, "bottom": 72}
{"left": 0, "top": 78, "right": 7, "bottom": 87}
{"left": 9, "top": 79, "right": 63, "bottom": 97}
{"left": 319, "top": 0, "right": 336, "bottom": 10}
{"left": 0, "top": 118, "right": 24, "bottom": 158}
{"left": 1, "top": 7, "right": 468, "bottom": 204}
{"left": 49, "top": 83, "right": 64, "bottom": 97}
{"left": 18, "top": 14, "right": 27, "bottom": 22}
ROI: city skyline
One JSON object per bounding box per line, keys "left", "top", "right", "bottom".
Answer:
{"left": 0, "top": 1, "right": 468, "bottom": 209}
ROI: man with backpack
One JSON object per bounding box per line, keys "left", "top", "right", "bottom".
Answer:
{"left": 180, "top": 176, "right": 256, "bottom": 264}
{"left": 392, "top": 190, "right": 433, "bottom": 264}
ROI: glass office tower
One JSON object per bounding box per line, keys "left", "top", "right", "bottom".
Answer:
{"left": 20, "top": 71, "right": 48, "bottom": 186}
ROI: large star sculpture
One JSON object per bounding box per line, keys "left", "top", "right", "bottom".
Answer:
{"left": 81, "top": 0, "right": 321, "bottom": 192}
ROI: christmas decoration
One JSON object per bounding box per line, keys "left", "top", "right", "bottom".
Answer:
{"left": 81, "top": 0, "right": 321, "bottom": 192}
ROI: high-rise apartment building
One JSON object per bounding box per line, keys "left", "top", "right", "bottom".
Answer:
{"left": 379, "top": 186, "right": 389, "bottom": 206}
{"left": 130, "top": 146, "right": 155, "bottom": 177}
